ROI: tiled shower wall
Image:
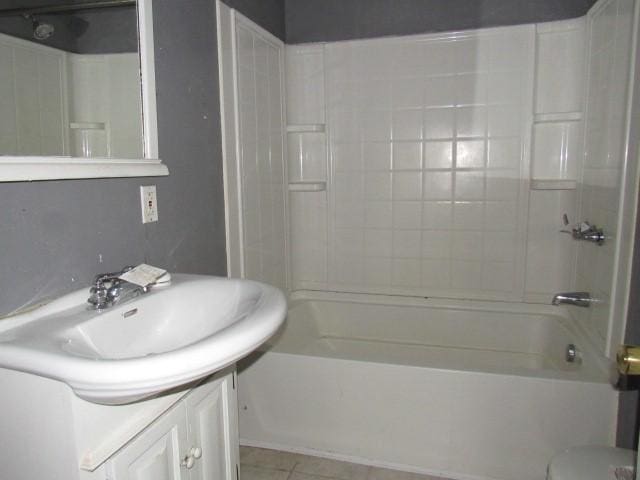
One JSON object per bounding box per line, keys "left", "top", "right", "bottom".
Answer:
{"left": 325, "top": 28, "right": 535, "bottom": 299}
{"left": 287, "top": 0, "right": 638, "bottom": 354}
{"left": 0, "top": 33, "right": 67, "bottom": 156}
{"left": 0, "top": 32, "right": 144, "bottom": 159}
{"left": 235, "top": 18, "right": 288, "bottom": 292}
{"left": 526, "top": 18, "right": 585, "bottom": 302}
{"left": 68, "top": 53, "right": 143, "bottom": 158}
{"left": 288, "top": 25, "right": 584, "bottom": 302}
{"left": 576, "top": 0, "right": 636, "bottom": 353}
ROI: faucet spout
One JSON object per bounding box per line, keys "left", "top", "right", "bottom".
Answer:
{"left": 87, "top": 266, "right": 147, "bottom": 310}
{"left": 551, "top": 292, "right": 594, "bottom": 308}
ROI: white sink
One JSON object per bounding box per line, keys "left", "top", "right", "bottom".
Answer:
{"left": 0, "top": 274, "right": 286, "bottom": 404}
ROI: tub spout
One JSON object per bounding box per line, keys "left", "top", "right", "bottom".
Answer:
{"left": 551, "top": 292, "right": 593, "bottom": 307}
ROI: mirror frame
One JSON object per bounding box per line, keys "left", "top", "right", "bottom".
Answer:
{"left": 0, "top": 0, "right": 168, "bottom": 182}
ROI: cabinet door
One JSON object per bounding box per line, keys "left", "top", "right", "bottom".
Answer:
{"left": 109, "top": 403, "right": 189, "bottom": 480}
{"left": 186, "top": 372, "right": 238, "bottom": 480}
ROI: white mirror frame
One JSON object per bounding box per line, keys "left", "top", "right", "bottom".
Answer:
{"left": 0, "top": 0, "right": 168, "bottom": 182}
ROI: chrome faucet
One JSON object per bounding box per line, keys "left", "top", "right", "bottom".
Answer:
{"left": 88, "top": 266, "right": 149, "bottom": 310}
{"left": 551, "top": 292, "right": 594, "bottom": 308}
{"left": 561, "top": 214, "right": 606, "bottom": 245}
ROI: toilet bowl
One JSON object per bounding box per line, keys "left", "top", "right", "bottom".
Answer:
{"left": 547, "top": 445, "right": 635, "bottom": 480}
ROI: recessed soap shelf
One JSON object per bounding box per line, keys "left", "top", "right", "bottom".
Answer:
{"left": 70, "top": 122, "right": 106, "bottom": 130}
{"left": 530, "top": 179, "right": 577, "bottom": 190}
{"left": 286, "top": 124, "right": 325, "bottom": 133}
{"left": 533, "top": 112, "right": 583, "bottom": 123}
{"left": 288, "top": 181, "right": 327, "bottom": 192}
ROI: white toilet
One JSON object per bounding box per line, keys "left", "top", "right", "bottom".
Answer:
{"left": 547, "top": 445, "right": 636, "bottom": 480}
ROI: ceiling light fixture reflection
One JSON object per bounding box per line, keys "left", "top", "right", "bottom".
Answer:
{"left": 25, "top": 15, "right": 55, "bottom": 40}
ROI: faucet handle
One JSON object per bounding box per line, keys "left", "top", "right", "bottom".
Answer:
{"left": 88, "top": 266, "right": 147, "bottom": 310}
{"left": 552, "top": 291, "right": 594, "bottom": 307}
{"left": 93, "top": 265, "right": 136, "bottom": 284}
{"left": 560, "top": 213, "right": 575, "bottom": 235}
{"left": 88, "top": 284, "right": 109, "bottom": 308}
{"left": 559, "top": 214, "right": 606, "bottom": 245}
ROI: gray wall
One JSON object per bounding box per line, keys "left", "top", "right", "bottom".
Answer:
{"left": 0, "top": 13, "right": 79, "bottom": 51}
{"left": 285, "top": 0, "right": 599, "bottom": 44}
{"left": 0, "top": 6, "right": 137, "bottom": 53}
{"left": 75, "top": 7, "right": 138, "bottom": 53}
{"left": 222, "top": 0, "right": 285, "bottom": 40}
{"left": 0, "top": 0, "right": 226, "bottom": 316}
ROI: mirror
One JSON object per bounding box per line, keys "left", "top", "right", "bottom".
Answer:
{"left": 0, "top": 0, "right": 167, "bottom": 181}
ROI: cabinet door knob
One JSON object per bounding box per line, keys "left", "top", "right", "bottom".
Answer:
{"left": 191, "top": 446, "right": 203, "bottom": 459}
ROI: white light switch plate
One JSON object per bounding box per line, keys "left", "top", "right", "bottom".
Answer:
{"left": 140, "top": 185, "right": 158, "bottom": 223}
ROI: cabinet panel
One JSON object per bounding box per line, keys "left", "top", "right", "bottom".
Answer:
{"left": 106, "top": 371, "right": 238, "bottom": 480}
{"left": 186, "top": 374, "right": 237, "bottom": 480}
{"left": 109, "top": 403, "right": 188, "bottom": 480}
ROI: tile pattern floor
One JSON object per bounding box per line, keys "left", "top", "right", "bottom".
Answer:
{"left": 240, "top": 446, "right": 448, "bottom": 480}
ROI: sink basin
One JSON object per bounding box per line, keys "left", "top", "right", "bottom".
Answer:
{"left": 0, "top": 274, "right": 286, "bottom": 404}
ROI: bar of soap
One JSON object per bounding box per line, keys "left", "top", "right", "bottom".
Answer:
{"left": 118, "top": 264, "right": 168, "bottom": 288}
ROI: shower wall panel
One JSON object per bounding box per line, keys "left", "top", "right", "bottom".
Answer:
{"left": 525, "top": 19, "right": 586, "bottom": 303}
{"left": 284, "top": 0, "right": 640, "bottom": 357}
{"left": 67, "top": 53, "right": 143, "bottom": 158}
{"left": 235, "top": 18, "right": 288, "bottom": 292}
{"left": 289, "top": 26, "right": 537, "bottom": 301}
{"left": 286, "top": 45, "right": 329, "bottom": 289}
{"left": 0, "top": 33, "right": 68, "bottom": 156}
{"left": 0, "top": 33, "right": 144, "bottom": 160}
{"left": 575, "top": 0, "right": 638, "bottom": 354}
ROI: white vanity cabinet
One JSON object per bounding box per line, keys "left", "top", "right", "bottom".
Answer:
{"left": 107, "top": 371, "right": 239, "bottom": 480}
{"left": 0, "top": 365, "right": 239, "bottom": 480}
{"left": 108, "top": 403, "right": 188, "bottom": 480}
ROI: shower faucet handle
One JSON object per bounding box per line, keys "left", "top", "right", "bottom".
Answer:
{"left": 560, "top": 214, "right": 606, "bottom": 246}
{"left": 551, "top": 292, "right": 595, "bottom": 308}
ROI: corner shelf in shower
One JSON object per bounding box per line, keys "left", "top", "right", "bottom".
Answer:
{"left": 286, "top": 124, "right": 325, "bottom": 133}
{"left": 69, "top": 122, "right": 106, "bottom": 130}
{"left": 70, "top": 122, "right": 106, "bottom": 130}
{"left": 288, "top": 181, "right": 327, "bottom": 192}
{"left": 533, "top": 112, "right": 583, "bottom": 123}
{"left": 530, "top": 179, "right": 577, "bottom": 190}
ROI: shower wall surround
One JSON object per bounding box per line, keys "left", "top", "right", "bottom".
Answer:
{"left": 287, "top": 0, "right": 639, "bottom": 355}
{"left": 0, "top": 32, "right": 142, "bottom": 158}
{"left": 233, "top": 14, "right": 288, "bottom": 292}
{"left": 575, "top": 0, "right": 637, "bottom": 355}
{"left": 0, "top": 34, "right": 67, "bottom": 156}
{"left": 288, "top": 24, "right": 585, "bottom": 302}
{"left": 526, "top": 19, "right": 585, "bottom": 301}
{"left": 67, "top": 53, "right": 143, "bottom": 158}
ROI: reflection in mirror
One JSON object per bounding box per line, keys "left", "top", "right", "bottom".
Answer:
{"left": 0, "top": 0, "right": 144, "bottom": 159}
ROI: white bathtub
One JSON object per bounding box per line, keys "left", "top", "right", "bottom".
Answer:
{"left": 238, "top": 291, "right": 618, "bottom": 480}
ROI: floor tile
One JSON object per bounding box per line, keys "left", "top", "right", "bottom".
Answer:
{"left": 367, "top": 466, "right": 444, "bottom": 480}
{"left": 241, "top": 465, "right": 291, "bottom": 480}
{"left": 293, "top": 455, "right": 370, "bottom": 480}
{"left": 241, "top": 446, "right": 300, "bottom": 471}
{"left": 240, "top": 446, "right": 450, "bottom": 480}
{"left": 289, "top": 472, "right": 346, "bottom": 480}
